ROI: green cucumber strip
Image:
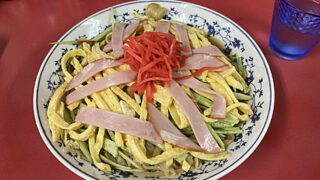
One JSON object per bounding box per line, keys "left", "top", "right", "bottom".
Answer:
{"left": 118, "top": 151, "right": 142, "bottom": 169}
{"left": 191, "top": 90, "right": 213, "bottom": 107}
{"left": 77, "top": 140, "right": 93, "bottom": 163}
{"left": 64, "top": 108, "right": 74, "bottom": 124}
{"left": 149, "top": 141, "right": 165, "bottom": 151}
{"left": 233, "top": 92, "right": 252, "bottom": 101}
{"left": 92, "top": 26, "right": 112, "bottom": 42}
{"left": 214, "top": 127, "right": 243, "bottom": 134}
{"left": 174, "top": 153, "right": 188, "bottom": 164}
{"left": 111, "top": 7, "right": 115, "bottom": 30}
{"left": 100, "top": 154, "right": 142, "bottom": 172}
{"left": 103, "top": 138, "right": 118, "bottom": 158}
{"left": 206, "top": 124, "right": 225, "bottom": 151}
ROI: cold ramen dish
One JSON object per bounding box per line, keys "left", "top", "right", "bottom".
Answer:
{"left": 47, "top": 3, "right": 253, "bottom": 177}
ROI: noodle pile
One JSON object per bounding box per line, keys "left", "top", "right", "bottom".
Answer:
{"left": 47, "top": 4, "right": 253, "bottom": 177}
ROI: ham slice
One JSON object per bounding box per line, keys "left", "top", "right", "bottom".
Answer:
{"left": 75, "top": 107, "right": 163, "bottom": 143}
{"left": 172, "top": 23, "right": 192, "bottom": 56}
{"left": 179, "top": 54, "right": 228, "bottom": 71}
{"left": 155, "top": 21, "right": 170, "bottom": 33}
{"left": 173, "top": 72, "right": 226, "bottom": 119}
{"left": 103, "top": 19, "right": 140, "bottom": 53}
{"left": 123, "top": 19, "right": 140, "bottom": 39}
{"left": 65, "top": 59, "right": 122, "bottom": 91}
{"left": 66, "top": 70, "right": 137, "bottom": 105}
{"left": 111, "top": 23, "right": 126, "bottom": 59}
{"left": 164, "top": 80, "right": 221, "bottom": 153}
{"left": 147, "top": 103, "right": 202, "bottom": 151}
{"left": 192, "top": 45, "right": 230, "bottom": 61}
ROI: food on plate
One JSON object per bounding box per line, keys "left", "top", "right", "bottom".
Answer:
{"left": 145, "top": 3, "right": 167, "bottom": 20}
{"left": 46, "top": 3, "right": 253, "bottom": 177}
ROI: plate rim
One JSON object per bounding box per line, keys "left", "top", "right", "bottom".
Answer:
{"left": 33, "top": 0, "right": 275, "bottom": 179}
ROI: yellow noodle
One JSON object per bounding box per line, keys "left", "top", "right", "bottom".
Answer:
{"left": 88, "top": 128, "right": 111, "bottom": 172}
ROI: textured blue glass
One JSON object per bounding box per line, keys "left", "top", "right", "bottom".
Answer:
{"left": 269, "top": 0, "right": 320, "bottom": 60}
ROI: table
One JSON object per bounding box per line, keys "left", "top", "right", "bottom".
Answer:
{"left": 1, "top": 0, "right": 319, "bottom": 179}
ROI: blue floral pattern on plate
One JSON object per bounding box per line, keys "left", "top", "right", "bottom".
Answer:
{"left": 34, "top": 1, "right": 273, "bottom": 180}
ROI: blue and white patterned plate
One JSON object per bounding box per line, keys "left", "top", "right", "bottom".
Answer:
{"left": 33, "top": 0, "right": 274, "bottom": 179}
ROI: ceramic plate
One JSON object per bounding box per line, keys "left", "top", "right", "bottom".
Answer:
{"left": 33, "top": 0, "right": 274, "bottom": 179}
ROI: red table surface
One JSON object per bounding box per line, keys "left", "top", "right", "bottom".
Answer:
{"left": 1, "top": 0, "right": 320, "bottom": 179}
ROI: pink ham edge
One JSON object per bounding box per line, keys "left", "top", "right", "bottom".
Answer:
{"left": 173, "top": 72, "right": 226, "bottom": 119}
{"left": 75, "top": 107, "right": 163, "bottom": 143}
{"left": 66, "top": 70, "right": 137, "bottom": 105}
{"left": 192, "top": 45, "right": 231, "bottom": 61}
{"left": 65, "top": 59, "right": 122, "bottom": 91}
{"left": 155, "top": 21, "right": 170, "bottom": 33}
{"left": 172, "top": 23, "right": 192, "bottom": 56}
{"left": 123, "top": 19, "right": 140, "bottom": 39}
{"left": 164, "top": 80, "right": 221, "bottom": 153}
{"left": 179, "top": 54, "right": 229, "bottom": 71}
{"left": 111, "top": 23, "right": 126, "bottom": 59}
{"left": 147, "top": 103, "right": 203, "bottom": 151}
{"left": 103, "top": 19, "right": 141, "bottom": 53}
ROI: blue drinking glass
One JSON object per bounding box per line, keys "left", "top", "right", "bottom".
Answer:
{"left": 269, "top": 0, "right": 320, "bottom": 60}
